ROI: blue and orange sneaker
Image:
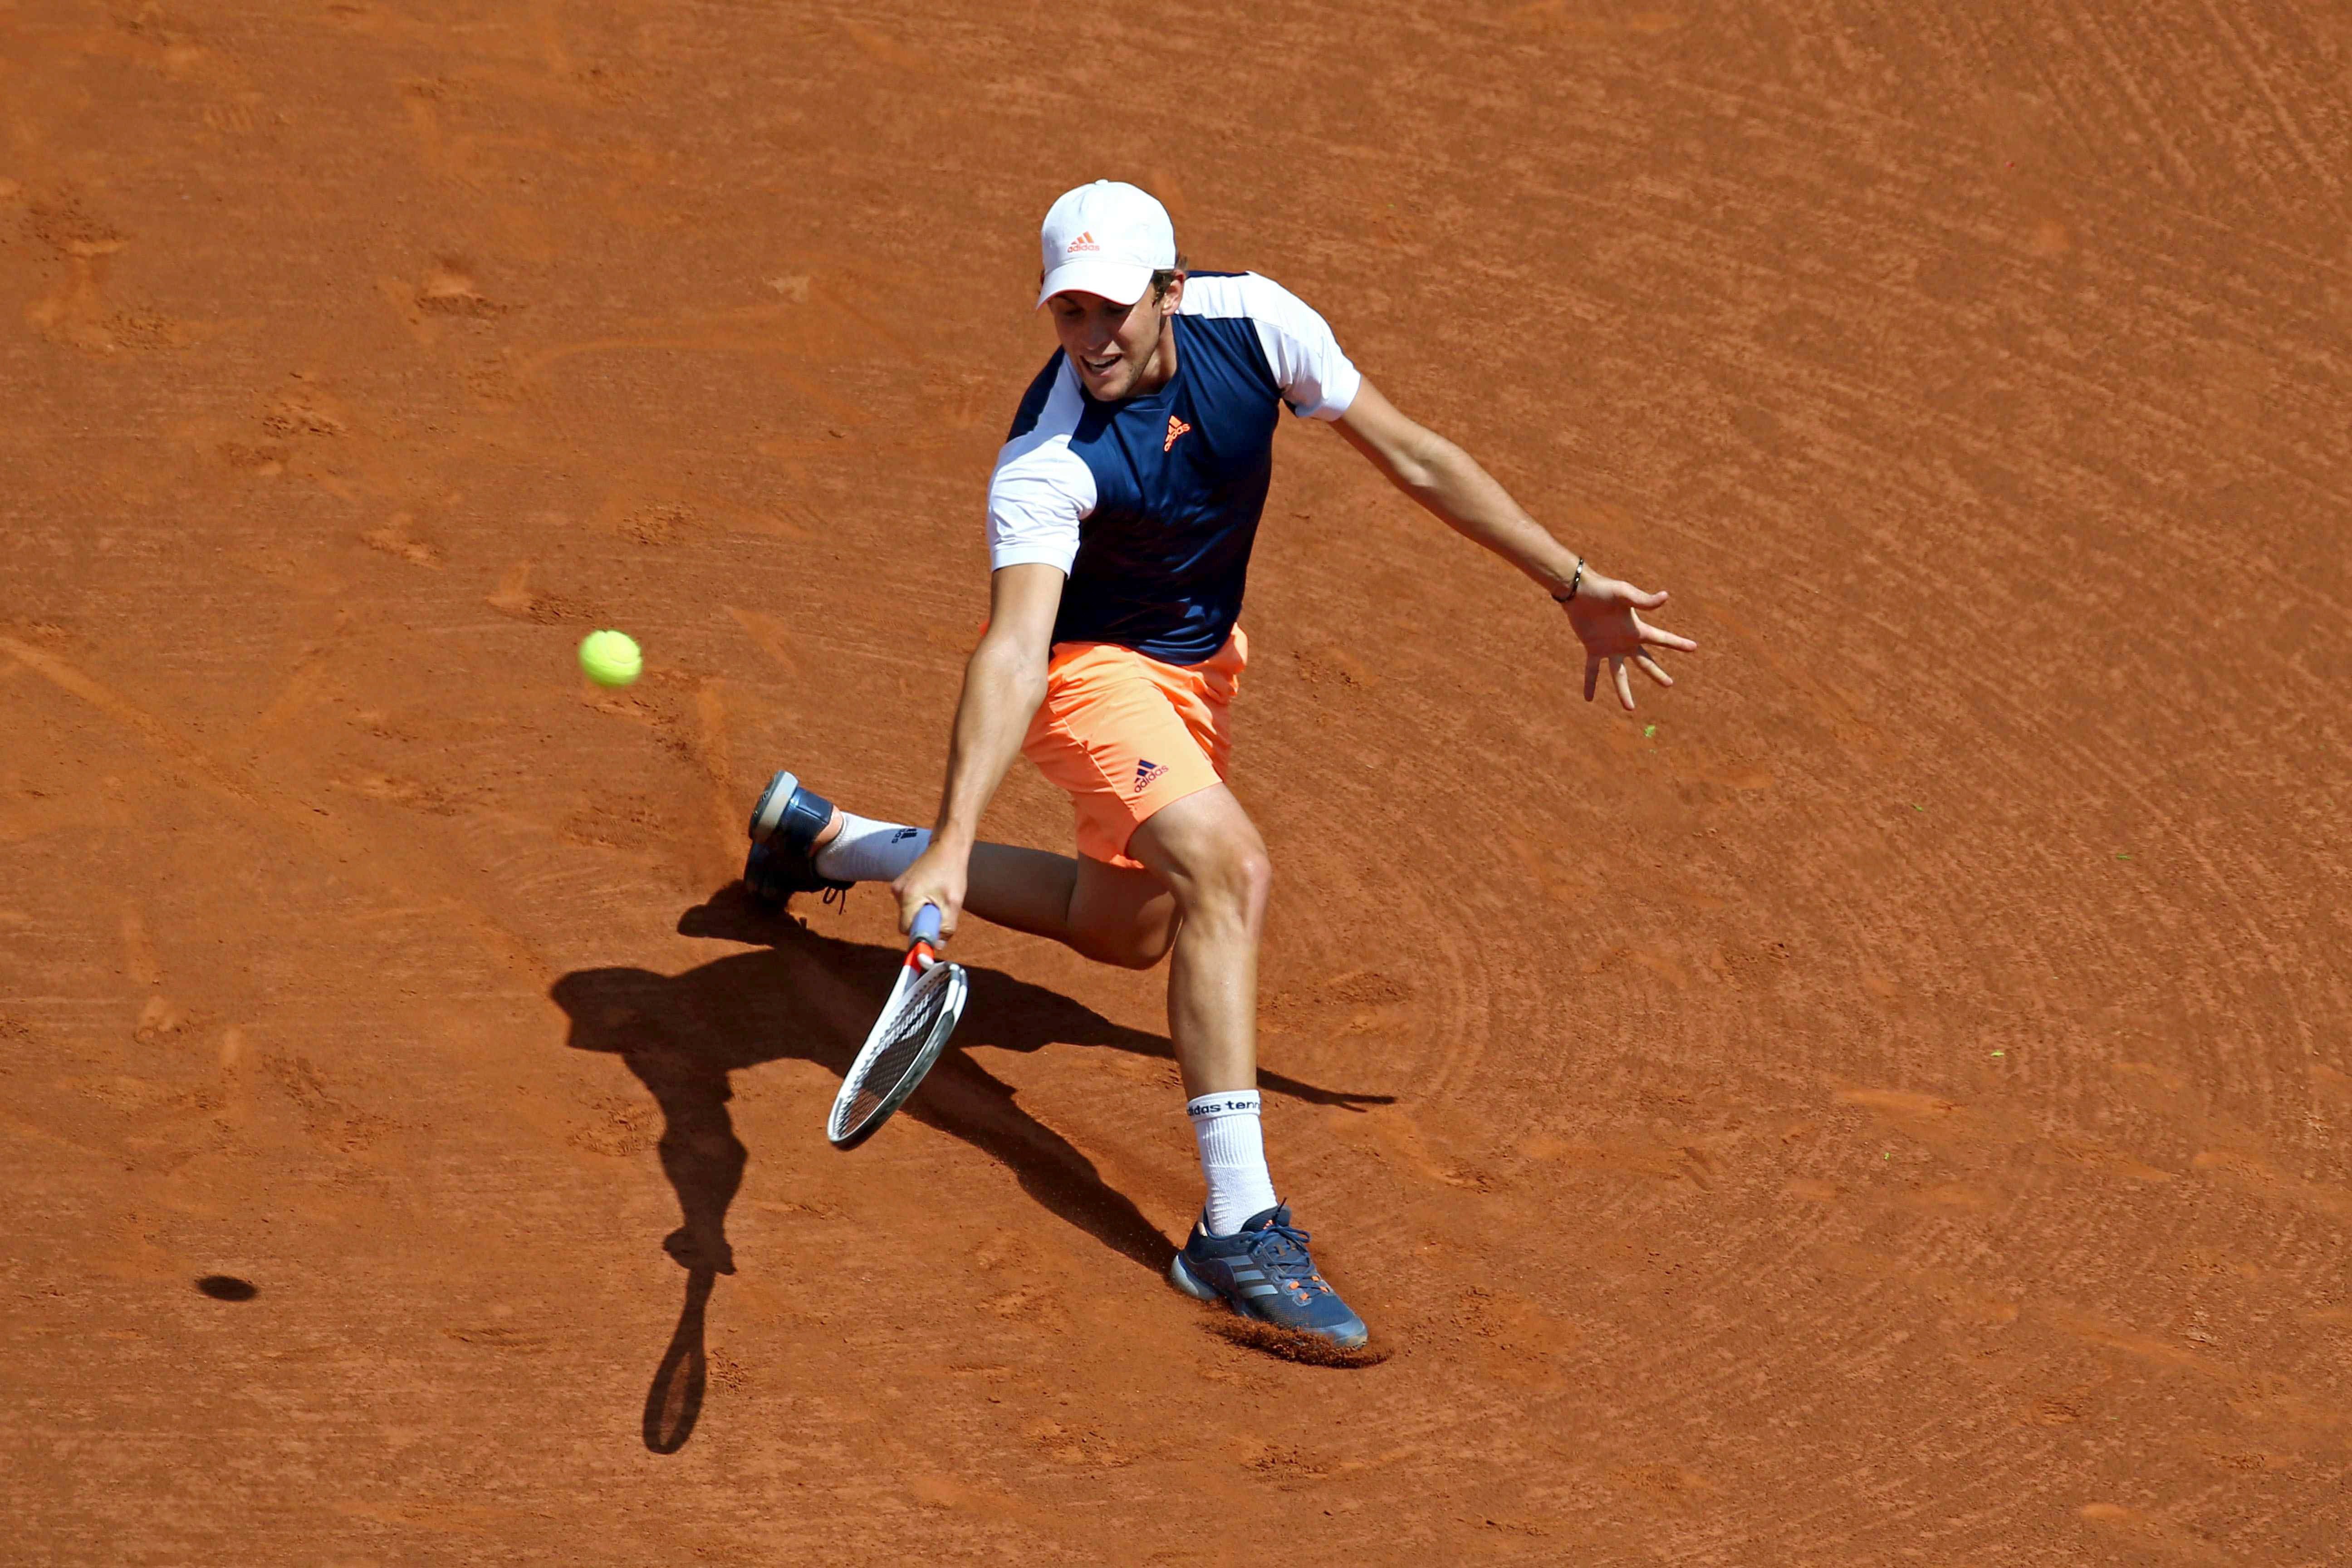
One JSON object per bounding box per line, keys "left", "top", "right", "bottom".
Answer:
{"left": 1168, "top": 1203, "right": 1368, "bottom": 1349}
{"left": 742, "top": 770, "right": 850, "bottom": 905}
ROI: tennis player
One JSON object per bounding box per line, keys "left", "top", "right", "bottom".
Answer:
{"left": 746, "top": 180, "right": 1693, "bottom": 1348}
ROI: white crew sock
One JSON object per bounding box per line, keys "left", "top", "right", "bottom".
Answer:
{"left": 1187, "top": 1089, "right": 1279, "bottom": 1236}
{"left": 811, "top": 812, "right": 931, "bottom": 884}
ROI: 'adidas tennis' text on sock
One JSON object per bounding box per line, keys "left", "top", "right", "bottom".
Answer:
{"left": 1187, "top": 1089, "right": 1279, "bottom": 1236}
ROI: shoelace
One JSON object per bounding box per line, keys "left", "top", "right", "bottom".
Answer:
{"left": 819, "top": 884, "right": 850, "bottom": 910}
{"left": 1247, "top": 1221, "right": 1332, "bottom": 1294}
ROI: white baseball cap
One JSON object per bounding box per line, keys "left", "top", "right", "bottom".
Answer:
{"left": 1035, "top": 180, "right": 1177, "bottom": 308}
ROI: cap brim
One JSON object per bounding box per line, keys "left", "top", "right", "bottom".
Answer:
{"left": 1036, "top": 257, "right": 1154, "bottom": 309}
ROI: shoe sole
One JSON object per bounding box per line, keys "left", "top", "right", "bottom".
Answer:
{"left": 1166, "top": 1250, "right": 1369, "bottom": 1349}
{"left": 1167, "top": 1250, "right": 1225, "bottom": 1304}
{"left": 748, "top": 770, "right": 800, "bottom": 844}
{"left": 743, "top": 842, "right": 784, "bottom": 905}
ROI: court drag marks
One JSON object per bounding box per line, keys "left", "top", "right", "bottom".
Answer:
{"left": 2, "top": 0, "right": 2347, "bottom": 1561}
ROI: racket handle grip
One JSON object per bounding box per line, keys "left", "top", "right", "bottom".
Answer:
{"left": 911, "top": 904, "right": 943, "bottom": 945}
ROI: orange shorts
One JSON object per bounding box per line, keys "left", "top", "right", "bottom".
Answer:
{"left": 1022, "top": 628, "right": 1247, "bottom": 868}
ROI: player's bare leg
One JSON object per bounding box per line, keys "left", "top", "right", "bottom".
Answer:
{"left": 745, "top": 770, "right": 1176, "bottom": 964}
{"left": 822, "top": 815, "right": 1177, "bottom": 965}
{"left": 1129, "top": 784, "right": 1365, "bottom": 1345}
{"left": 1120, "top": 784, "right": 1267, "bottom": 1097}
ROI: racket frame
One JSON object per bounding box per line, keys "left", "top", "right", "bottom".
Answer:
{"left": 825, "top": 906, "right": 967, "bottom": 1149}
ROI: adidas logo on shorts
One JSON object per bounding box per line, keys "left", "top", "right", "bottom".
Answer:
{"left": 1132, "top": 758, "right": 1166, "bottom": 793}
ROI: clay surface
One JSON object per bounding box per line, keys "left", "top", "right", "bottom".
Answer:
{"left": 3, "top": 1, "right": 2347, "bottom": 1561}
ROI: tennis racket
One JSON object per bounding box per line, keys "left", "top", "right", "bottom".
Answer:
{"left": 827, "top": 904, "right": 968, "bottom": 1149}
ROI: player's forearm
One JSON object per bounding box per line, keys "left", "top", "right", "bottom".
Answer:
{"left": 1397, "top": 436, "right": 1585, "bottom": 596}
{"left": 931, "top": 639, "right": 1047, "bottom": 851}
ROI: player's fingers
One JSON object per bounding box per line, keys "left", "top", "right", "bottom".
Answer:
{"left": 1617, "top": 583, "right": 1669, "bottom": 610}
{"left": 936, "top": 885, "right": 970, "bottom": 942}
{"left": 893, "top": 879, "right": 953, "bottom": 941}
{"left": 1598, "top": 580, "right": 1656, "bottom": 608}
{"left": 1637, "top": 618, "right": 1698, "bottom": 653}
{"left": 1583, "top": 654, "right": 1600, "bottom": 702}
{"left": 1612, "top": 654, "right": 1635, "bottom": 710}
{"left": 1635, "top": 653, "right": 1673, "bottom": 687}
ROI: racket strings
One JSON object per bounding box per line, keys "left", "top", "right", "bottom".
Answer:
{"left": 838, "top": 968, "right": 954, "bottom": 1131}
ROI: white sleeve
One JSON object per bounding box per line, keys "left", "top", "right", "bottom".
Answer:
{"left": 1236, "top": 274, "right": 1362, "bottom": 421}
{"left": 985, "top": 363, "right": 1095, "bottom": 573}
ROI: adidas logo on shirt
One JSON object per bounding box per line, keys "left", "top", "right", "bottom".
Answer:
{"left": 1164, "top": 415, "right": 1192, "bottom": 452}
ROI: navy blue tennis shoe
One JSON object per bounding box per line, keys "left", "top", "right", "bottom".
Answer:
{"left": 743, "top": 770, "right": 850, "bottom": 904}
{"left": 1168, "top": 1203, "right": 1368, "bottom": 1349}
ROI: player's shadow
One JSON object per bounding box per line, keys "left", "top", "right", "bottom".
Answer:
{"left": 552, "top": 883, "right": 1392, "bottom": 1449}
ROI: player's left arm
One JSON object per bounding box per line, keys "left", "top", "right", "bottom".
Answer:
{"left": 1333, "top": 379, "right": 1695, "bottom": 710}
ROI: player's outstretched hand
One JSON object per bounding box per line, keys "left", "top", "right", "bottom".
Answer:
{"left": 892, "top": 841, "right": 969, "bottom": 946}
{"left": 1563, "top": 572, "right": 1696, "bottom": 710}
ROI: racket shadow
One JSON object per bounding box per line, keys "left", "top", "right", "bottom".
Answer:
{"left": 642, "top": 1266, "right": 714, "bottom": 1455}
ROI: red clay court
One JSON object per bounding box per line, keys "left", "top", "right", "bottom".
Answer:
{"left": 4, "top": 1, "right": 2346, "bottom": 1561}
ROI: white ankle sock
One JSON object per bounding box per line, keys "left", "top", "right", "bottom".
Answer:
{"left": 1187, "top": 1089, "right": 1278, "bottom": 1236}
{"left": 811, "top": 812, "right": 931, "bottom": 884}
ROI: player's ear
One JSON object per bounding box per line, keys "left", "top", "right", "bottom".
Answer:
{"left": 1156, "top": 271, "right": 1185, "bottom": 315}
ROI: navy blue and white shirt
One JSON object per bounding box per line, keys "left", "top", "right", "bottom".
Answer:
{"left": 986, "top": 272, "right": 1361, "bottom": 665}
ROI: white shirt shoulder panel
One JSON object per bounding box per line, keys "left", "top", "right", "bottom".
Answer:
{"left": 986, "top": 359, "right": 1096, "bottom": 574}
{"left": 1181, "top": 272, "right": 1362, "bottom": 421}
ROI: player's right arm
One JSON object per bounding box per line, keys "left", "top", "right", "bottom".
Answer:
{"left": 892, "top": 563, "right": 1063, "bottom": 940}
{"left": 898, "top": 353, "right": 1093, "bottom": 938}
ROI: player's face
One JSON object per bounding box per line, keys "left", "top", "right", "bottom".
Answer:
{"left": 1047, "top": 281, "right": 1181, "bottom": 401}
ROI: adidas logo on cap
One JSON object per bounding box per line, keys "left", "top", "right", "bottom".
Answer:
{"left": 1036, "top": 183, "right": 1177, "bottom": 307}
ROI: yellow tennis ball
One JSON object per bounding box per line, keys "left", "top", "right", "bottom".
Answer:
{"left": 578, "top": 629, "right": 642, "bottom": 687}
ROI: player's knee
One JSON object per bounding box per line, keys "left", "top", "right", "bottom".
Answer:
{"left": 1236, "top": 847, "right": 1273, "bottom": 915}
{"left": 1189, "top": 842, "right": 1271, "bottom": 924}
